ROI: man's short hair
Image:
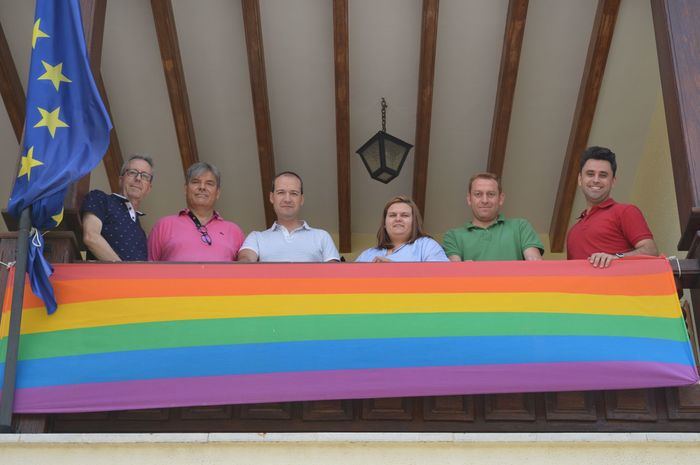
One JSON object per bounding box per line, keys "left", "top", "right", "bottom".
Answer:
{"left": 186, "top": 162, "right": 221, "bottom": 187}
{"left": 580, "top": 146, "right": 617, "bottom": 176}
{"left": 271, "top": 171, "right": 304, "bottom": 194}
{"left": 468, "top": 172, "right": 502, "bottom": 194}
{"left": 120, "top": 154, "right": 154, "bottom": 177}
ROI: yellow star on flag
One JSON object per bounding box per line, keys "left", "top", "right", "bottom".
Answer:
{"left": 52, "top": 208, "right": 64, "bottom": 227}
{"left": 38, "top": 61, "right": 72, "bottom": 91}
{"left": 32, "top": 18, "right": 49, "bottom": 49}
{"left": 34, "top": 106, "right": 69, "bottom": 138}
{"left": 18, "top": 146, "right": 44, "bottom": 181}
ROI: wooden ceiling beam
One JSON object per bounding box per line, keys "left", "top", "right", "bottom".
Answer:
{"left": 548, "top": 0, "right": 620, "bottom": 253}
{"left": 333, "top": 0, "right": 351, "bottom": 253}
{"left": 411, "top": 0, "right": 439, "bottom": 217}
{"left": 242, "top": 0, "right": 276, "bottom": 227}
{"left": 487, "top": 0, "right": 528, "bottom": 178}
{"left": 79, "top": 0, "right": 123, "bottom": 195}
{"left": 651, "top": 0, "right": 700, "bottom": 251}
{"left": 0, "top": 21, "right": 25, "bottom": 143}
{"left": 151, "top": 0, "right": 199, "bottom": 175}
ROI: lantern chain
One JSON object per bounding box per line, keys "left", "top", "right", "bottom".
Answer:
{"left": 381, "top": 97, "right": 387, "bottom": 132}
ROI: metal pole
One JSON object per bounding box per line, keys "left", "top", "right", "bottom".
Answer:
{"left": 0, "top": 207, "right": 31, "bottom": 433}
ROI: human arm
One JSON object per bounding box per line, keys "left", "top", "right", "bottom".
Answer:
{"left": 523, "top": 247, "right": 542, "bottom": 261}
{"left": 421, "top": 237, "right": 449, "bottom": 262}
{"left": 588, "top": 238, "right": 659, "bottom": 268}
{"left": 320, "top": 231, "right": 341, "bottom": 262}
{"left": 442, "top": 229, "right": 463, "bottom": 262}
{"left": 519, "top": 220, "right": 544, "bottom": 261}
{"left": 82, "top": 212, "right": 122, "bottom": 262}
{"left": 588, "top": 206, "right": 657, "bottom": 268}
{"left": 237, "top": 232, "right": 260, "bottom": 262}
{"left": 237, "top": 248, "right": 259, "bottom": 262}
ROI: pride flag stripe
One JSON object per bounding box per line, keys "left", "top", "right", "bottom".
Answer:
{"left": 11, "top": 362, "right": 697, "bottom": 414}
{"left": 6, "top": 292, "right": 681, "bottom": 336}
{"left": 3, "top": 335, "right": 694, "bottom": 389}
{"left": 12, "top": 274, "right": 674, "bottom": 307}
{"left": 0, "top": 313, "right": 690, "bottom": 361}
{"left": 17, "top": 259, "right": 671, "bottom": 281}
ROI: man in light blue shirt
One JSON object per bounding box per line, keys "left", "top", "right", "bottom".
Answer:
{"left": 238, "top": 172, "right": 340, "bottom": 262}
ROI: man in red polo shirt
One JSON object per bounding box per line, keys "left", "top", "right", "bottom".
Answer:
{"left": 566, "top": 146, "right": 658, "bottom": 268}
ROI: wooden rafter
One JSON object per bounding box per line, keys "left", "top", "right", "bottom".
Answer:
{"left": 548, "top": 0, "right": 620, "bottom": 253}
{"left": 0, "top": 21, "right": 25, "bottom": 143}
{"left": 487, "top": 0, "right": 528, "bottom": 178}
{"left": 151, "top": 0, "right": 199, "bottom": 175}
{"left": 651, "top": 0, "right": 700, "bottom": 251}
{"left": 79, "top": 0, "right": 123, "bottom": 195}
{"left": 242, "top": 0, "right": 276, "bottom": 227}
{"left": 411, "top": 0, "right": 439, "bottom": 217}
{"left": 333, "top": 0, "right": 351, "bottom": 253}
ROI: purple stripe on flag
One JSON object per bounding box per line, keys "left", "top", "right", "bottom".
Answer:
{"left": 12, "top": 361, "right": 699, "bottom": 413}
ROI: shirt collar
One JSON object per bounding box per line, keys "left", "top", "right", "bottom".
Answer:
{"left": 466, "top": 213, "right": 505, "bottom": 230}
{"left": 577, "top": 197, "right": 616, "bottom": 219}
{"left": 111, "top": 193, "right": 145, "bottom": 217}
{"left": 178, "top": 208, "right": 221, "bottom": 221}
{"left": 270, "top": 220, "right": 310, "bottom": 233}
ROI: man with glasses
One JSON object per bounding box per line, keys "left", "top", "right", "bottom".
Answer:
{"left": 82, "top": 154, "right": 154, "bottom": 261}
{"left": 148, "top": 161, "right": 245, "bottom": 261}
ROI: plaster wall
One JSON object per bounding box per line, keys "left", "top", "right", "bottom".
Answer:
{"left": 2, "top": 433, "right": 700, "bottom": 465}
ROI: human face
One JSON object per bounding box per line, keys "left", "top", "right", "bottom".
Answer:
{"left": 467, "top": 178, "right": 504, "bottom": 225}
{"left": 119, "top": 159, "right": 153, "bottom": 204}
{"left": 385, "top": 202, "right": 413, "bottom": 244}
{"left": 185, "top": 170, "right": 220, "bottom": 211}
{"left": 270, "top": 175, "right": 304, "bottom": 221}
{"left": 578, "top": 159, "right": 615, "bottom": 207}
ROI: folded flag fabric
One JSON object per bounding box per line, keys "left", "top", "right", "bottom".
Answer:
{"left": 0, "top": 259, "right": 697, "bottom": 413}
{"left": 6, "top": 0, "right": 112, "bottom": 314}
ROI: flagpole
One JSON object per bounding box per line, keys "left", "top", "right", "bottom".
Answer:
{"left": 0, "top": 207, "right": 31, "bottom": 433}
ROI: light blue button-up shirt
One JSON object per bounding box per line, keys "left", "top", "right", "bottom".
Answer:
{"left": 355, "top": 236, "right": 449, "bottom": 262}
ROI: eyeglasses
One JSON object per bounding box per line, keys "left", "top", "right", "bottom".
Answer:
{"left": 123, "top": 169, "right": 154, "bottom": 183}
{"left": 198, "top": 225, "right": 212, "bottom": 246}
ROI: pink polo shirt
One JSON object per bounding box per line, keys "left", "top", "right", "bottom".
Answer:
{"left": 148, "top": 210, "right": 245, "bottom": 262}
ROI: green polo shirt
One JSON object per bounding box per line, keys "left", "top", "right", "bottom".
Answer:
{"left": 442, "top": 215, "right": 544, "bottom": 261}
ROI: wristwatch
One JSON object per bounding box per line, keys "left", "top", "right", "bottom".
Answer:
{"left": 614, "top": 252, "right": 625, "bottom": 258}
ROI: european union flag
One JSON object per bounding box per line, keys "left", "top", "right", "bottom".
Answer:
{"left": 6, "top": 0, "right": 112, "bottom": 314}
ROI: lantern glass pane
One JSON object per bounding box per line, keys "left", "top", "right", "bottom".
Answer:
{"left": 360, "top": 142, "right": 382, "bottom": 172}
{"left": 376, "top": 172, "right": 394, "bottom": 182}
{"left": 384, "top": 138, "right": 408, "bottom": 170}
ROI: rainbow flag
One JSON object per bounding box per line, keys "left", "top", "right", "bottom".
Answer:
{"left": 0, "top": 259, "right": 697, "bottom": 413}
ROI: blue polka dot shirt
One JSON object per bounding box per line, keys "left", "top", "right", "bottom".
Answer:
{"left": 81, "top": 190, "right": 148, "bottom": 261}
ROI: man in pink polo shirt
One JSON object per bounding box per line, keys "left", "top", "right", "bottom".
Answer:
{"left": 148, "top": 162, "right": 244, "bottom": 261}
{"left": 566, "top": 146, "right": 658, "bottom": 268}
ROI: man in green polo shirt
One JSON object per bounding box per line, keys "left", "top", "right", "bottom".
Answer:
{"left": 443, "top": 172, "right": 543, "bottom": 261}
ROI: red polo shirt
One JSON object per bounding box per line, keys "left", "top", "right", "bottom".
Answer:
{"left": 566, "top": 198, "right": 653, "bottom": 259}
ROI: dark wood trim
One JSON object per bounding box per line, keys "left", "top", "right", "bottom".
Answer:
{"left": 411, "top": 0, "right": 439, "bottom": 217}
{"left": 0, "top": 21, "right": 25, "bottom": 142}
{"left": 486, "top": 0, "right": 528, "bottom": 178}
{"left": 242, "top": 0, "right": 276, "bottom": 227}
{"left": 151, "top": 0, "right": 199, "bottom": 175}
{"left": 548, "top": 0, "right": 620, "bottom": 253}
{"left": 78, "top": 0, "right": 122, "bottom": 196}
{"left": 651, "top": 0, "right": 700, "bottom": 251}
{"left": 333, "top": 0, "right": 351, "bottom": 253}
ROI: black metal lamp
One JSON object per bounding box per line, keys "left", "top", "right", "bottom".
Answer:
{"left": 356, "top": 98, "right": 413, "bottom": 184}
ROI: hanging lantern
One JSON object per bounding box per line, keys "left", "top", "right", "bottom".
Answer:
{"left": 355, "top": 98, "right": 413, "bottom": 184}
